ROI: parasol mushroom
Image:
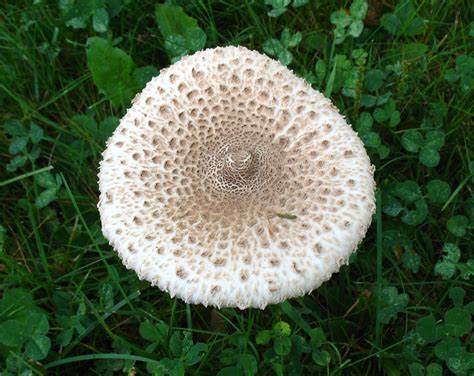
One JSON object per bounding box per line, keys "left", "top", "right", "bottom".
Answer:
{"left": 98, "top": 46, "right": 376, "bottom": 309}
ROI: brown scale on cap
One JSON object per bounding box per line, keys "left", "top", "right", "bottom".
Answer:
{"left": 98, "top": 46, "right": 376, "bottom": 309}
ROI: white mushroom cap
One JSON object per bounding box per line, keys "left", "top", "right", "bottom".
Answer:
{"left": 98, "top": 46, "right": 376, "bottom": 309}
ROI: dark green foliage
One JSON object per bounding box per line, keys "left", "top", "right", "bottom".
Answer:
{"left": 0, "top": 0, "right": 472, "bottom": 375}
{"left": 86, "top": 37, "right": 158, "bottom": 107}
{"left": 0, "top": 289, "right": 52, "bottom": 370}
{"left": 264, "top": 0, "right": 308, "bottom": 18}
{"left": 330, "top": 0, "right": 368, "bottom": 44}
{"left": 444, "top": 55, "right": 474, "bottom": 93}
{"left": 155, "top": 4, "right": 207, "bottom": 62}
{"left": 263, "top": 27, "right": 302, "bottom": 65}
{"left": 380, "top": 1, "right": 427, "bottom": 36}
{"left": 416, "top": 287, "right": 474, "bottom": 374}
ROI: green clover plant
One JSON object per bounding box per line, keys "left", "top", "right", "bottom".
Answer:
{"left": 445, "top": 55, "right": 474, "bottom": 93}
{"left": 416, "top": 288, "right": 474, "bottom": 374}
{"left": 434, "top": 244, "right": 473, "bottom": 280}
{"left": 155, "top": 4, "right": 207, "bottom": 63}
{"left": 401, "top": 130, "right": 445, "bottom": 168}
{"left": 330, "top": 0, "right": 368, "bottom": 44}
{"left": 4, "top": 120, "right": 43, "bottom": 172}
{"left": 263, "top": 28, "right": 302, "bottom": 66}
{"left": 380, "top": 0, "right": 427, "bottom": 37}
{"left": 59, "top": 0, "right": 129, "bottom": 33}
{"left": 264, "top": 0, "right": 309, "bottom": 18}
{"left": 86, "top": 37, "right": 158, "bottom": 107}
{"left": 140, "top": 325, "right": 208, "bottom": 376}
{"left": 0, "top": 289, "right": 52, "bottom": 374}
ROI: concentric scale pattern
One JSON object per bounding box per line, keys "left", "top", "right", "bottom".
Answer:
{"left": 98, "top": 46, "right": 376, "bottom": 309}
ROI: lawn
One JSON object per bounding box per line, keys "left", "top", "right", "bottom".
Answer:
{"left": 0, "top": 0, "right": 473, "bottom": 375}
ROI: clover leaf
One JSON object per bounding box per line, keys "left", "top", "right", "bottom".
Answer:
{"left": 373, "top": 99, "right": 400, "bottom": 127}
{"left": 264, "top": 0, "right": 309, "bottom": 17}
{"left": 395, "top": 180, "right": 428, "bottom": 225}
{"left": 433, "top": 337, "right": 474, "bottom": 375}
{"left": 424, "top": 130, "right": 445, "bottom": 149}
{"left": 8, "top": 136, "right": 28, "bottom": 155}
{"left": 256, "top": 330, "right": 272, "bottom": 345}
{"left": 401, "top": 129, "right": 445, "bottom": 167}
{"left": 307, "top": 328, "right": 332, "bottom": 367}
{"left": 444, "top": 54, "right": 474, "bottom": 93}
{"left": 292, "top": 0, "right": 309, "bottom": 6}
{"left": 0, "top": 290, "right": 51, "bottom": 362}
{"left": 139, "top": 320, "right": 169, "bottom": 344}
{"left": 354, "top": 111, "right": 389, "bottom": 159}
{"left": 443, "top": 307, "right": 471, "bottom": 337}
{"left": 380, "top": 1, "right": 427, "bottom": 36}
{"left": 263, "top": 28, "right": 301, "bottom": 66}
{"left": 264, "top": 0, "right": 291, "bottom": 17}
{"left": 312, "top": 350, "right": 331, "bottom": 366}
{"left": 92, "top": 7, "right": 109, "bottom": 33}
{"left": 98, "top": 116, "right": 119, "bottom": 142}
{"left": 314, "top": 59, "right": 327, "bottom": 84}
{"left": 426, "top": 180, "right": 451, "bottom": 205}
{"left": 218, "top": 333, "right": 258, "bottom": 375}
{"left": 397, "top": 179, "right": 422, "bottom": 199}
{"left": 401, "top": 130, "right": 424, "bottom": 152}
{"left": 377, "top": 286, "right": 409, "bottom": 324}
{"left": 402, "top": 250, "right": 421, "bottom": 273}
{"left": 365, "top": 69, "right": 386, "bottom": 92}
{"left": 447, "top": 215, "right": 469, "bottom": 237}
{"left": 330, "top": 0, "right": 368, "bottom": 44}
{"left": 34, "top": 171, "right": 62, "bottom": 209}
{"left": 434, "top": 243, "right": 472, "bottom": 280}
{"left": 445, "top": 346, "right": 474, "bottom": 374}
{"left": 415, "top": 307, "right": 473, "bottom": 375}
{"left": 350, "top": 0, "right": 368, "bottom": 20}
{"left": 280, "top": 28, "right": 302, "bottom": 48}
{"left": 416, "top": 315, "right": 443, "bottom": 343}
{"left": 325, "top": 54, "right": 354, "bottom": 95}
{"left": 355, "top": 112, "right": 381, "bottom": 148}
{"left": 456, "top": 260, "right": 474, "bottom": 280}
{"left": 434, "top": 337, "right": 461, "bottom": 361}
{"left": 29, "top": 123, "right": 44, "bottom": 144}
{"left": 4, "top": 120, "right": 44, "bottom": 172}
{"left": 86, "top": 37, "right": 158, "bottom": 107}
{"left": 395, "top": 180, "right": 422, "bottom": 202}
{"left": 383, "top": 180, "right": 428, "bottom": 225}
{"left": 155, "top": 4, "right": 207, "bottom": 61}
{"left": 146, "top": 330, "right": 208, "bottom": 375}
{"left": 256, "top": 321, "right": 294, "bottom": 357}
{"left": 448, "top": 287, "right": 466, "bottom": 307}
{"left": 59, "top": 0, "right": 126, "bottom": 33}
{"left": 86, "top": 37, "right": 135, "bottom": 107}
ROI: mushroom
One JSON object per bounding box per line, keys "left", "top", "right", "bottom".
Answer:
{"left": 98, "top": 46, "right": 376, "bottom": 309}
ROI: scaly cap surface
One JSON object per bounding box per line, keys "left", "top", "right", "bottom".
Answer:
{"left": 98, "top": 46, "right": 376, "bottom": 309}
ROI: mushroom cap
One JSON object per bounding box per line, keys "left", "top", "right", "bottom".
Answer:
{"left": 98, "top": 46, "right": 376, "bottom": 309}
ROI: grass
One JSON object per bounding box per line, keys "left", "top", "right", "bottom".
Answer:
{"left": 0, "top": 0, "right": 473, "bottom": 375}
